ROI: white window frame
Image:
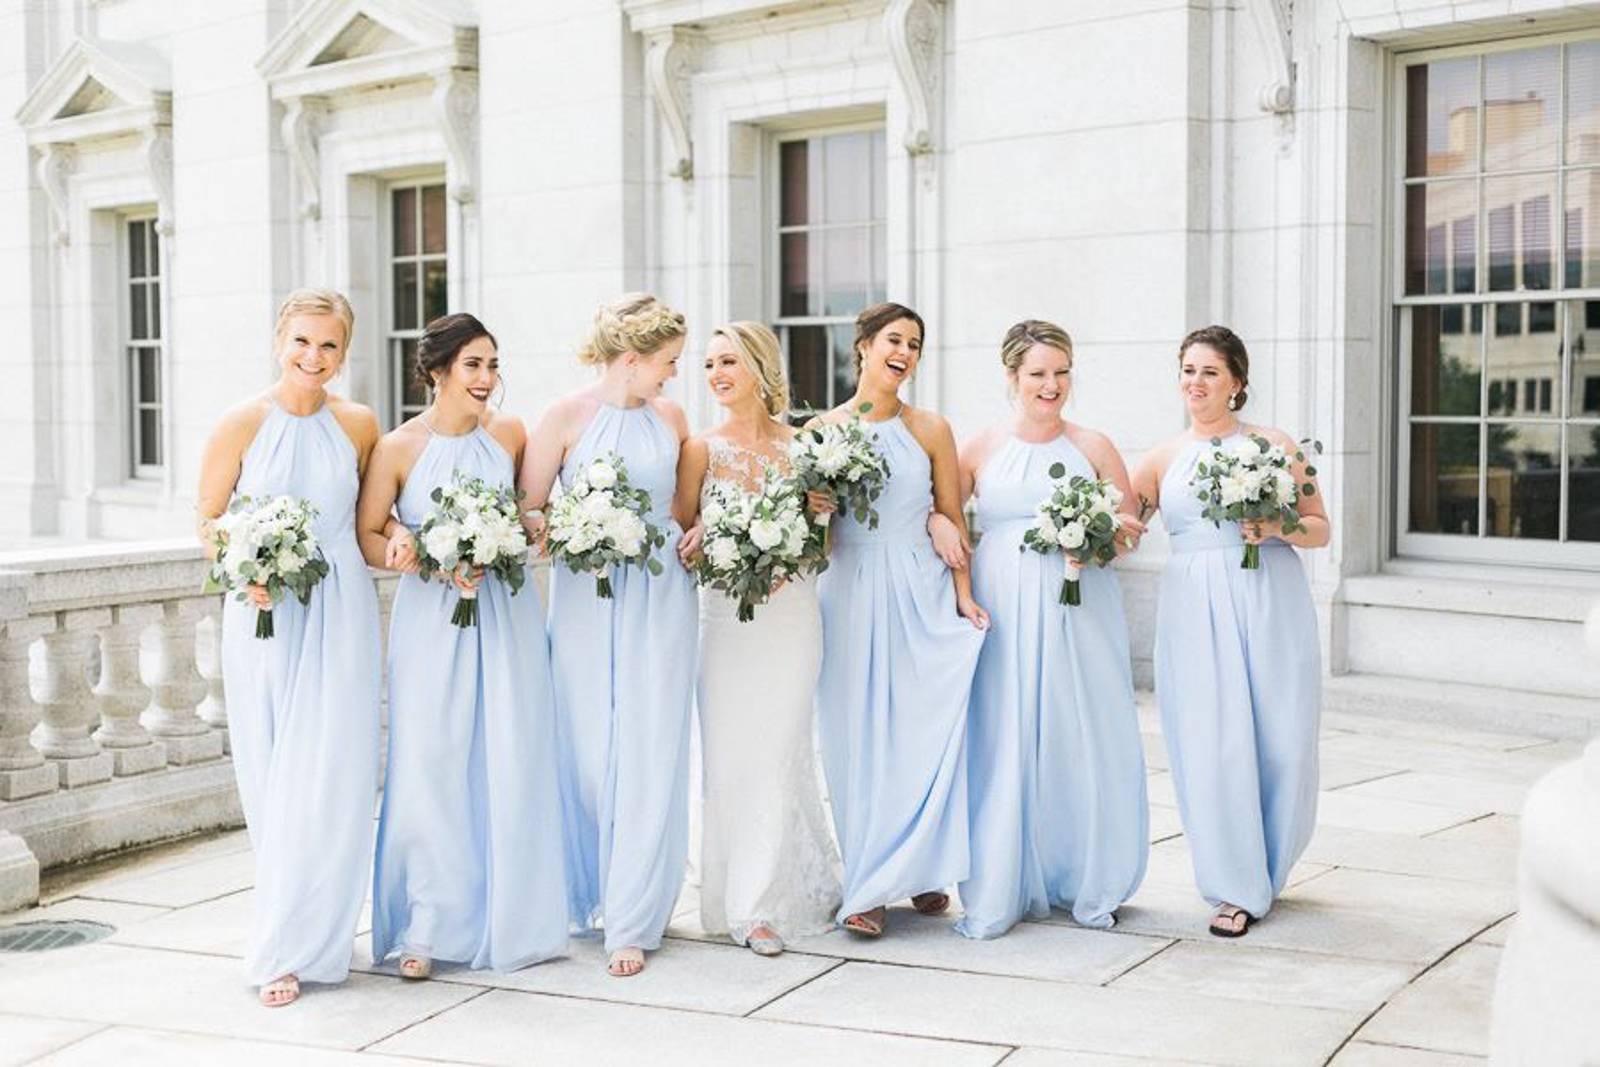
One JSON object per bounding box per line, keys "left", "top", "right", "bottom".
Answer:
{"left": 766, "top": 122, "right": 888, "bottom": 414}
{"left": 122, "top": 212, "right": 163, "bottom": 480}
{"left": 381, "top": 173, "right": 448, "bottom": 428}
{"left": 1390, "top": 29, "right": 1600, "bottom": 569}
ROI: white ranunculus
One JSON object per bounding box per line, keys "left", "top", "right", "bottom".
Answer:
{"left": 275, "top": 549, "right": 305, "bottom": 575}
{"left": 566, "top": 525, "right": 599, "bottom": 555}
{"left": 749, "top": 517, "right": 784, "bottom": 551}
{"left": 1220, "top": 474, "right": 1248, "bottom": 506}
{"left": 423, "top": 523, "right": 462, "bottom": 566}
{"left": 707, "top": 537, "right": 740, "bottom": 570}
{"left": 1057, "top": 520, "right": 1086, "bottom": 551}
{"left": 586, "top": 460, "right": 618, "bottom": 490}
{"left": 608, "top": 511, "right": 647, "bottom": 557}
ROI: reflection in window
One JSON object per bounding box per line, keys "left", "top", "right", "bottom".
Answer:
{"left": 388, "top": 181, "right": 447, "bottom": 427}
{"left": 774, "top": 128, "right": 887, "bottom": 412}
{"left": 126, "top": 217, "right": 162, "bottom": 475}
{"left": 1488, "top": 205, "right": 1516, "bottom": 290}
{"left": 1409, "top": 423, "right": 1480, "bottom": 535}
{"left": 1486, "top": 422, "right": 1561, "bottom": 539}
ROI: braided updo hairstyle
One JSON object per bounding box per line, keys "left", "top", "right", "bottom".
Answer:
{"left": 578, "top": 292, "right": 687, "bottom": 365}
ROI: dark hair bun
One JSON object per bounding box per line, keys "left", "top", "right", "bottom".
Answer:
{"left": 415, "top": 313, "right": 497, "bottom": 390}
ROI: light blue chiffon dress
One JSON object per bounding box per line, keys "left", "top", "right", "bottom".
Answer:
{"left": 816, "top": 414, "right": 985, "bottom": 920}
{"left": 370, "top": 425, "right": 569, "bottom": 970}
{"left": 1154, "top": 432, "right": 1322, "bottom": 919}
{"left": 548, "top": 402, "right": 697, "bottom": 952}
{"left": 957, "top": 433, "right": 1148, "bottom": 938}
{"left": 221, "top": 401, "right": 380, "bottom": 987}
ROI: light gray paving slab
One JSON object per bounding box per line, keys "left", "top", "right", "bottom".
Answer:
{"left": 1425, "top": 815, "right": 1521, "bottom": 851}
{"left": 754, "top": 960, "right": 1357, "bottom": 1066}
{"left": 1472, "top": 915, "right": 1514, "bottom": 947}
{"left": 1002, "top": 1051, "right": 1213, "bottom": 1067}
{"left": 1280, "top": 868, "right": 1515, "bottom": 926}
{"left": 1357, "top": 944, "right": 1502, "bottom": 1057}
{"left": 1319, "top": 758, "right": 1409, "bottom": 790}
{"left": 1316, "top": 713, "right": 1546, "bottom": 753}
{"left": 1145, "top": 772, "right": 1178, "bottom": 809}
{"left": 0, "top": 943, "right": 478, "bottom": 1049}
{"left": 1337, "top": 772, "right": 1529, "bottom": 816}
{"left": 3, "top": 896, "right": 169, "bottom": 929}
{"left": 1111, "top": 939, "right": 1417, "bottom": 1013}
{"left": 1314, "top": 791, "right": 1478, "bottom": 837}
{"left": 440, "top": 933, "right": 838, "bottom": 1015}
{"left": 1148, "top": 806, "right": 1185, "bottom": 843}
{"left": 29, "top": 1026, "right": 448, "bottom": 1066}
{"left": 1301, "top": 825, "right": 1518, "bottom": 885}
{"left": 1328, "top": 1042, "right": 1485, "bottom": 1065}
{"left": 369, "top": 987, "right": 1008, "bottom": 1066}
{"left": 1140, "top": 733, "right": 1169, "bottom": 771}
{"left": 72, "top": 848, "right": 256, "bottom": 908}
{"left": 1142, "top": 839, "right": 1329, "bottom": 893}
{"left": 785, "top": 908, "right": 1169, "bottom": 984}
{"left": 39, "top": 830, "right": 251, "bottom": 904}
{"left": 108, "top": 888, "right": 252, "bottom": 956}
{"left": 0, "top": 1014, "right": 104, "bottom": 1066}
{"left": 1317, "top": 736, "right": 1564, "bottom": 788}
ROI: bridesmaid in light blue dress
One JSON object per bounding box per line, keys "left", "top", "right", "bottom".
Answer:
{"left": 954, "top": 321, "right": 1148, "bottom": 938}
{"left": 197, "top": 289, "right": 381, "bottom": 1007}
{"left": 1132, "top": 325, "right": 1328, "bottom": 938}
{"left": 359, "top": 313, "right": 568, "bottom": 976}
{"left": 814, "top": 302, "right": 988, "bottom": 938}
{"left": 519, "top": 293, "right": 697, "bottom": 978}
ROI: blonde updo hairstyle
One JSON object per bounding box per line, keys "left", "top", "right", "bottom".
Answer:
{"left": 712, "top": 321, "right": 789, "bottom": 418}
{"left": 273, "top": 287, "right": 355, "bottom": 354}
{"left": 999, "top": 319, "right": 1074, "bottom": 377}
{"left": 578, "top": 292, "right": 687, "bottom": 366}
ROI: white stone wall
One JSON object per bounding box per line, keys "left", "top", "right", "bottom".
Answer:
{"left": 2, "top": 0, "right": 1598, "bottom": 707}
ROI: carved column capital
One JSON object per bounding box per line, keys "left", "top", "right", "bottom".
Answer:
{"left": 281, "top": 96, "right": 325, "bottom": 221}
{"left": 1248, "top": 0, "right": 1295, "bottom": 116}
{"left": 644, "top": 27, "right": 697, "bottom": 180}
{"left": 140, "top": 125, "right": 174, "bottom": 236}
{"left": 35, "top": 144, "right": 74, "bottom": 247}
{"left": 432, "top": 68, "right": 479, "bottom": 205}
{"left": 885, "top": 0, "right": 943, "bottom": 157}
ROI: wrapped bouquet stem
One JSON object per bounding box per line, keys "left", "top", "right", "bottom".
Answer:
{"left": 414, "top": 472, "right": 531, "bottom": 627}
{"left": 1021, "top": 463, "right": 1123, "bottom": 608}
{"left": 1190, "top": 433, "right": 1321, "bottom": 569}
{"left": 204, "top": 495, "right": 330, "bottom": 639}
{"left": 546, "top": 452, "right": 666, "bottom": 599}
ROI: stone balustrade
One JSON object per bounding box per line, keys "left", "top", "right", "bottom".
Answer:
{"left": 0, "top": 539, "right": 406, "bottom": 912}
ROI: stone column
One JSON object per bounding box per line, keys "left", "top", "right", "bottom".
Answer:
{"left": 32, "top": 608, "right": 114, "bottom": 788}
{"left": 92, "top": 602, "right": 166, "bottom": 775}
{"left": 0, "top": 615, "right": 58, "bottom": 801}
{"left": 139, "top": 599, "right": 223, "bottom": 765}
{"left": 194, "top": 605, "right": 228, "bottom": 754}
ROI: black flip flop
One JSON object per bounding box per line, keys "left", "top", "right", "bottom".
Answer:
{"left": 1209, "top": 906, "right": 1251, "bottom": 938}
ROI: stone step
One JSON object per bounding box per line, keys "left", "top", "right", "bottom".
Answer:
{"left": 1323, "top": 672, "right": 1600, "bottom": 743}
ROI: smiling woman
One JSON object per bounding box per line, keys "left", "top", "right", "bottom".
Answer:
{"left": 193, "top": 287, "right": 383, "bottom": 1008}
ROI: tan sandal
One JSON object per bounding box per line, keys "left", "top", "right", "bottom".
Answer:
{"left": 911, "top": 891, "right": 950, "bottom": 916}
{"left": 607, "top": 947, "right": 645, "bottom": 977}
{"left": 398, "top": 951, "right": 432, "bottom": 980}
{"left": 842, "top": 907, "right": 886, "bottom": 937}
{"left": 259, "top": 975, "right": 299, "bottom": 1007}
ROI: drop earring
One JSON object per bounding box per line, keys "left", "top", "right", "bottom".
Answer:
{"left": 1227, "top": 393, "right": 1238, "bottom": 411}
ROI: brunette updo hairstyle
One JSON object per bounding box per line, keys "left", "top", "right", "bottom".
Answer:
{"left": 415, "top": 312, "right": 497, "bottom": 391}
{"left": 578, "top": 292, "right": 687, "bottom": 365}
{"left": 999, "top": 319, "right": 1074, "bottom": 373}
{"left": 852, "top": 302, "right": 926, "bottom": 373}
{"left": 1178, "top": 324, "right": 1250, "bottom": 409}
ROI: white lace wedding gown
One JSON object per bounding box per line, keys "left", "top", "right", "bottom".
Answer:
{"left": 695, "top": 436, "right": 842, "bottom": 944}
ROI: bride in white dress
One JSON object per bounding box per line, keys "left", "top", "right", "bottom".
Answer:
{"left": 675, "top": 321, "right": 842, "bottom": 956}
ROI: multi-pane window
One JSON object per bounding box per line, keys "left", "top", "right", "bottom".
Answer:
{"left": 773, "top": 128, "right": 887, "bottom": 413}
{"left": 1399, "top": 36, "right": 1600, "bottom": 557}
{"left": 387, "top": 181, "right": 447, "bottom": 426}
{"left": 126, "top": 217, "right": 162, "bottom": 476}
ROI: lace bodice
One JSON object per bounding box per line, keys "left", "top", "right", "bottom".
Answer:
{"left": 701, "top": 434, "right": 792, "bottom": 501}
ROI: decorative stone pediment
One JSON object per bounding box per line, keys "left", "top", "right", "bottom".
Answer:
{"left": 1248, "top": 0, "right": 1295, "bottom": 114}
{"left": 16, "top": 38, "right": 170, "bottom": 147}
{"left": 256, "top": 0, "right": 477, "bottom": 101}
{"left": 258, "top": 0, "right": 480, "bottom": 217}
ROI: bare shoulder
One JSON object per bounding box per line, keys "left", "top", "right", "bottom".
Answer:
{"left": 649, "top": 396, "right": 690, "bottom": 438}
{"left": 960, "top": 423, "right": 1006, "bottom": 468}
{"left": 538, "top": 392, "right": 598, "bottom": 432}
{"left": 216, "top": 395, "right": 273, "bottom": 440}
{"left": 901, "top": 403, "right": 953, "bottom": 442}
{"left": 1134, "top": 432, "right": 1189, "bottom": 480}
{"left": 373, "top": 417, "right": 429, "bottom": 468}
{"left": 1064, "top": 422, "right": 1125, "bottom": 470}
{"left": 485, "top": 410, "right": 528, "bottom": 453}
{"left": 681, "top": 434, "right": 710, "bottom": 464}
{"left": 1247, "top": 423, "right": 1300, "bottom": 452}
{"left": 327, "top": 397, "right": 380, "bottom": 446}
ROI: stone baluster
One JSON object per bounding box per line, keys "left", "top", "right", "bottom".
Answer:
{"left": 92, "top": 603, "right": 166, "bottom": 775}
{"left": 139, "top": 599, "right": 222, "bottom": 765}
{"left": 194, "top": 606, "right": 228, "bottom": 754}
{"left": 32, "top": 608, "right": 114, "bottom": 788}
{"left": 0, "top": 615, "right": 59, "bottom": 801}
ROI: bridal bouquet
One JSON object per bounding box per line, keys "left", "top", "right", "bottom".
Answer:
{"left": 546, "top": 452, "right": 666, "bottom": 599}
{"left": 693, "top": 475, "right": 817, "bottom": 623}
{"left": 1021, "top": 464, "right": 1124, "bottom": 607}
{"left": 204, "top": 495, "right": 329, "bottom": 639}
{"left": 789, "top": 405, "right": 891, "bottom": 539}
{"left": 414, "top": 471, "right": 531, "bottom": 627}
{"left": 1191, "top": 434, "right": 1320, "bottom": 569}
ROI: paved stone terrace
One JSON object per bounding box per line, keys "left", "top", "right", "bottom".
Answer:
{"left": 0, "top": 699, "right": 1583, "bottom": 1067}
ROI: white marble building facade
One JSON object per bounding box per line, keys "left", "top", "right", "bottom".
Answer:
{"left": 1, "top": 0, "right": 1598, "bottom": 723}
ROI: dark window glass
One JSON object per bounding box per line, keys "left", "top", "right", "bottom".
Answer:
{"left": 1409, "top": 422, "right": 1480, "bottom": 534}
{"left": 392, "top": 187, "right": 417, "bottom": 256}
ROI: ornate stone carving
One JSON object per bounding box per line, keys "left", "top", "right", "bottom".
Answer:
{"left": 140, "top": 126, "right": 174, "bottom": 236}
{"left": 35, "top": 145, "right": 73, "bottom": 247}
{"left": 281, "top": 96, "right": 324, "bottom": 221}
{"left": 885, "top": 0, "right": 942, "bottom": 157}
{"left": 433, "top": 68, "right": 479, "bottom": 204}
{"left": 1248, "top": 0, "right": 1295, "bottom": 115}
{"left": 644, "top": 28, "right": 695, "bottom": 180}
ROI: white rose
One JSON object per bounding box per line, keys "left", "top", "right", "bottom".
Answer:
{"left": 1220, "top": 474, "right": 1247, "bottom": 507}
{"left": 701, "top": 498, "right": 726, "bottom": 528}
{"left": 749, "top": 518, "right": 784, "bottom": 552}
{"left": 222, "top": 544, "right": 252, "bottom": 583}
{"left": 609, "top": 511, "right": 647, "bottom": 558}
{"left": 274, "top": 549, "right": 305, "bottom": 575}
{"left": 707, "top": 537, "right": 740, "bottom": 571}
{"left": 587, "top": 460, "right": 618, "bottom": 490}
{"left": 423, "top": 523, "right": 462, "bottom": 566}
{"left": 566, "top": 524, "right": 599, "bottom": 555}
{"left": 1057, "top": 521, "right": 1086, "bottom": 551}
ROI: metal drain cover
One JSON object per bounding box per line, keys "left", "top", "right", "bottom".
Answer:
{"left": 0, "top": 920, "right": 115, "bottom": 952}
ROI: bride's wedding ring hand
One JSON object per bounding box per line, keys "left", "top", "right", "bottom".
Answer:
{"left": 677, "top": 524, "right": 704, "bottom": 568}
